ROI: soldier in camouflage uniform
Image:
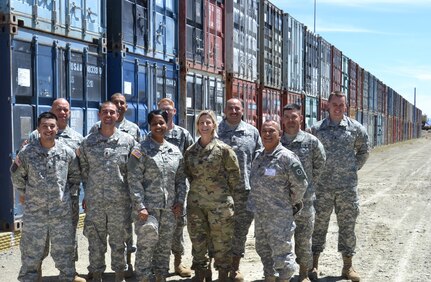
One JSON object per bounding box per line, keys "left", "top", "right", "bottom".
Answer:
{"left": 184, "top": 110, "right": 241, "bottom": 281}
{"left": 89, "top": 93, "right": 140, "bottom": 277}
{"left": 157, "top": 98, "right": 194, "bottom": 278}
{"left": 281, "top": 104, "right": 326, "bottom": 282}
{"left": 11, "top": 112, "right": 81, "bottom": 282}
{"left": 79, "top": 102, "right": 136, "bottom": 282}
{"left": 309, "top": 91, "right": 370, "bottom": 282}
{"left": 218, "top": 98, "right": 262, "bottom": 281}
{"left": 127, "top": 110, "right": 187, "bottom": 282}
{"left": 27, "top": 99, "right": 85, "bottom": 282}
{"left": 248, "top": 120, "right": 308, "bottom": 282}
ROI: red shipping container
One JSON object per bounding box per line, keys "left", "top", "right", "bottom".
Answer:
{"left": 357, "top": 66, "right": 363, "bottom": 111}
{"left": 331, "top": 46, "right": 342, "bottom": 93}
{"left": 226, "top": 76, "right": 258, "bottom": 127}
{"left": 257, "top": 86, "right": 282, "bottom": 130}
{"left": 348, "top": 59, "right": 358, "bottom": 109}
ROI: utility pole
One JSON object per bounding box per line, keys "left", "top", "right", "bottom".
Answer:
{"left": 314, "top": 0, "right": 316, "bottom": 33}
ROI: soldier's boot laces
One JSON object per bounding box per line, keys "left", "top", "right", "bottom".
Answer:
{"left": 299, "top": 264, "right": 311, "bottom": 282}
{"left": 229, "top": 256, "right": 244, "bottom": 282}
{"left": 218, "top": 269, "right": 230, "bottom": 282}
{"left": 308, "top": 254, "right": 320, "bottom": 281}
{"left": 115, "top": 271, "right": 126, "bottom": 282}
{"left": 174, "top": 254, "right": 192, "bottom": 277}
{"left": 124, "top": 252, "right": 134, "bottom": 278}
{"left": 73, "top": 273, "right": 87, "bottom": 282}
{"left": 191, "top": 269, "right": 207, "bottom": 282}
{"left": 155, "top": 274, "right": 167, "bottom": 282}
{"left": 341, "top": 256, "right": 360, "bottom": 282}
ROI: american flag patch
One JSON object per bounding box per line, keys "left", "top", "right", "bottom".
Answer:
{"left": 131, "top": 149, "right": 142, "bottom": 159}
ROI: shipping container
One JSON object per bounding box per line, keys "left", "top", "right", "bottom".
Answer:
{"left": 258, "top": 1, "right": 283, "bottom": 89}
{"left": 368, "top": 73, "right": 377, "bottom": 113}
{"left": 258, "top": 86, "right": 282, "bottom": 129}
{"left": 341, "top": 54, "right": 349, "bottom": 96}
{"left": 0, "top": 0, "right": 106, "bottom": 43}
{"left": 304, "top": 28, "right": 319, "bottom": 97}
{"left": 179, "top": 0, "right": 225, "bottom": 74}
{"left": 348, "top": 59, "right": 357, "bottom": 109}
{"left": 319, "top": 98, "right": 328, "bottom": 120}
{"left": 331, "top": 45, "right": 342, "bottom": 92}
{"left": 282, "top": 13, "right": 304, "bottom": 93}
{"left": 376, "top": 112, "right": 385, "bottom": 146}
{"left": 318, "top": 36, "right": 331, "bottom": 100}
{"left": 304, "top": 95, "right": 318, "bottom": 129}
{"left": 357, "top": 66, "right": 363, "bottom": 111}
{"left": 225, "top": 0, "right": 258, "bottom": 82}
{"left": 226, "top": 75, "right": 258, "bottom": 126}
{"left": 185, "top": 71, "right": 225, "bottom": 138}
{"left": 107, "top": 51, "right": 178, "bottom": 135}
{"left": 107, "top": 0, "right": 178, "bottom": 62}
{"left": 0, "top": 26, "right": 106, "bottom": 231}
{"left": 362, "top": 70, "right": 369, "bottom": 111}
{"left": 377, "top": 79, "right": 386, "bottom": 114}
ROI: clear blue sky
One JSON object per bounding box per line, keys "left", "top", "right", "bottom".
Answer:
{"left": 271, "top": 0, "right": 431, "bottom": 119}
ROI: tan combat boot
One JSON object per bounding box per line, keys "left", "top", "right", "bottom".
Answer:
{"left": 299, "top": 264, "right": 311, "bottom": 282}
{"left": 174, "top": 254, "right": 192, "bottom": 277}
{"left": 230, "top": 256, "right": 244, "bottom": 282}
{"left": 341, "top": 256, "right": 360, "bottom": 281}
{"left": 308, "top": 254, "right": 319, "bottom": 281}
{"left": 218, "top": 269, "right": 230, "bottom": 282}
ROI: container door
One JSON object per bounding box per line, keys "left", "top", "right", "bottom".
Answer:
{"left": 86, "top": 108, "right": 99, "bottom": 135}
{"left": 70, "top": 107, "right": 85, "bottom": 136}
{"left": 12, "top": 104, "right": 33, "bottom": 153}
{"left": 86, "top": 54, "right": 103, "bottom": 102}
{"left": 66, "top": 0, "right": 84, "bottom": 35}
{"left": 70, "top": 51, "right": 84, "bottom": 100}
{"left": 12, "top": 41, "right": 32, "bottom": 97}
{"left": 85, "top": 0, "right": 103, "bottom": 36}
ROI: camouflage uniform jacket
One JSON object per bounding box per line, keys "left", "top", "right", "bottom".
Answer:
{"left": 127, "top": 138, "right": 187, "bottom": 212}
{"left": 310, "top": 116, "right": 370, "bottom": 188}
{"left": 79, "top": 130, "right": 136, "bottom": 207}
{"left": 248, "top": 143, "right": 308, "bottom": 213}
{"left": 11, "top": 140, "right": 80, "bottom": 217}
{"left": 90, "top": 118, "right": 141, "bottom": 142}
{"left": 184, "top": 138, "right": 240, "bottom": 209}
{"left": 281, "top": 130, "right": 326, "bottom": 202}
{"left": 164, "top": 124, "right": 194, "bottom": 154}
{"left": 218, "top": 120, "right": 263, "bottom": 191}
{"left": 29, "top": 125, "right": 83, "bottom": 151}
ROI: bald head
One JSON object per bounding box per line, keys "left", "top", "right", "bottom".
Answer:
{"left": 224, "top": 98, "right": 244, "bottom": 125}
{"left": 50, "top": 98, "right": 70, "bottom": 130}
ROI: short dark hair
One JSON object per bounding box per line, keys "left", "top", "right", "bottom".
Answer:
{"left": 148, "top": 109, "right": 168, "bottom": 124}
{"left": 98, "top": 101, "right": 118, "bottom": 113}
{"left": 283, "top": 103, "right": 301, "bottom": 112}
{"left": 328, "top": 91, "right": 346, "bottom": 102}
{"left": 37, "top": 112, "right": 57, "bottom": 126}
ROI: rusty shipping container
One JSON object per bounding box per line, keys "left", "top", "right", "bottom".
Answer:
{"left": 226, "top": 75, "right": 258, "bottom": 126}
{"left": 304, "top": 27, "right": 319, "bottom": 97}
{"left": 282, "top": 13, "right": 304, "bottom": 94}
{"left": 258, "top": 86, "right": 282, "bottom": 129}
{"left": 225, "top": 0, "right": 259, "bottom": 82}
{"left": 377, "top": 79, "right": 386, "bottom": 115}
{"left": 304, "top": 95, "right": 318, "bottom": 129}
{"left": 362, "top": 70, "right": 369, "bottom": 111}
{"left": 179, "top": 0, "right": 225, "bottom": 74}
{"left": 357, "top": 66, "right": 363, "bottom": 112}
{"left": 318, "top": 36, "right": 331, "bottom": 100}
{"left": 258, "top": 1, "right": 283, "bottom": 89}
{"left": 331, "top": 45, "right": 342, "bottom": 92}
{"left": 368, "top": 73, "right": 377, "bottom": 113}
{"left": 348, "top": 59, "right": 358, "bottom": 110}
{"left": 319, "top": 98, "right": 328, "bottom": 120}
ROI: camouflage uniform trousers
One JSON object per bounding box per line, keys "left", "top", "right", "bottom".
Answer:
{"left": 293, "top": 200, "right": 315, "bottom": 269}
{"left": 125, "top": 206, "right": 135, "bottom": 254}
{"left": 135, "top": 209, "right": 176, "bottom": 279}
{"left": 19, "top": 213, "right": 75, "bottom": 281}
{"left": 255, "top": 212, "right": 296, "bottom": 279}
{"left": 232, "top": 190, "right": 254, "bottom": 257}
{"left": 312, "top": 186, "right": 360, "bottom": 256}
{"left": 71, "top": 194, "right": 80, "bottom": 261}
{"left": 187, "top": 202, "right": 234, "bottom": 271}
{"left": 171, "top": 212, "right": 187, "bottom": 255}
{"left": 84, "top": 203, "right": 128, "bottom": 273}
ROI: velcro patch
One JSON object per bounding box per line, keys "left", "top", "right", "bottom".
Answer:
{"left": 292, "top": 162, "right": 306, "bottom": 181}
{"left": 131, "top": 149, "right": 142, "bottom": 159}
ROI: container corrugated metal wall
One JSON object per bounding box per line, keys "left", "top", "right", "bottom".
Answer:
{"left": 258, "top": 1, "right": 283, "bottom": 89}
{"left": 226, "top": 76, "right": 258, "bottom": 126}
{"left": 318, "top": 36, "right": 331, "bottom": 100}
{"left": 225, "top": 0, "right": 258, "bottom": 82}
{"left": 362, "top": 70, "right": 369, "bottom": 111}
{"left": 0, "top": 0, "right": 106, "bottom": 43}
{"left": 348, "top": 59, "right": 357, "bottom": 110}
{"left": 357, "top": 66, "right": 363, "bottom": 112}
{"left": 341, "top": 54, "right": 349, "bottom": 96}
{"left": 282, "top": 13, "right": 304, "bottom": 93}
{"left": 331, "top": 45, "right": 342, "bottom": 92}
{"left": 0, "top": 26, "right": 106, "bottom": 231}
{"left": 304, "top": 28, "right": 319, "bottom": 97}
{"left": 304, "top": 95, "right": 318, "bottom": 129}
{"left": 258, "top": 86, "right": 282, "bottom": 129}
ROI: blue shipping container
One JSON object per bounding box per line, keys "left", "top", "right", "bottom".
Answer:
{"left": 0, "top": 26, "right": 106, "bottom": 230}
{"left": 107, "top": 51, "right": 179, "bottom": 136}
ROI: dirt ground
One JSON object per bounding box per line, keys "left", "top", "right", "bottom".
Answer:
{"left": 1, "top": 131, "right": 431, "bottom": 282}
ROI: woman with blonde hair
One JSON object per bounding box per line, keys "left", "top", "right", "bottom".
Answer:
{"left": 184, "top": 110, "right": 240, "bottom": 281}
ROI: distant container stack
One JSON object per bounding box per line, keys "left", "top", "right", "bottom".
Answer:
{"left": 0, "top": 0, "right": 107, "bottom": 231}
